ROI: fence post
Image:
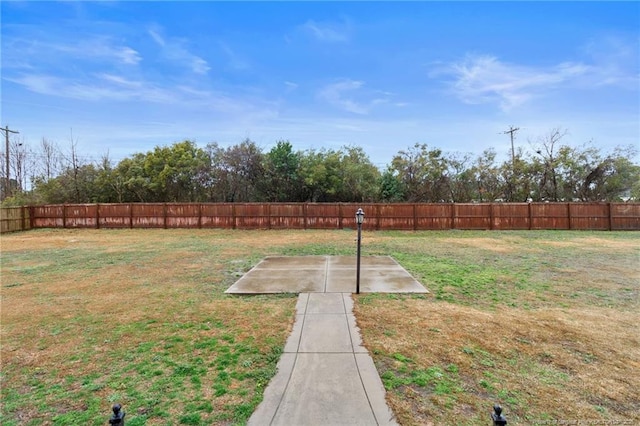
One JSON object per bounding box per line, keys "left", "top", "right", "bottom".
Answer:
{"left": 528, "top": 202, "right": 533, "bottom": 230}
{"left": 450, "top": 203, "right": 456, "bottom": 229}
{"left": 489, "top": 203, "right": 494, "bottom": 230}
{"left": 608, "top": 202, "right": 613, "bottom": 231}
{"left": 96, "top": 203, "right": 100, "bottom": 229}
{"left": 303, "top": 203, "right": 308, "bottom": 229}
{"left": 163, "top": 203, "right": 167, "bottom": 229}
{"left": 567, "top": 202, "right": 572, "bottom": 230}
{"left": 232, "top": 203, "right": 237, "bottom": 229}
{"left": 413, "top": 204, "right": 417, "bottom": 231}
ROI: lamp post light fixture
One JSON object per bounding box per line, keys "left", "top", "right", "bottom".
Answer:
{"left": 355, "top": 208, "right": 365, "bottom": 294}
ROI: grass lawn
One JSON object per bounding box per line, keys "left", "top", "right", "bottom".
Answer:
{"left": 1, "top": 229, "right": 638, "bottom": 425}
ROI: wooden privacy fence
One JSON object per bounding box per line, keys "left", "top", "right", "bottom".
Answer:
{"left": 1, "top": 202, "right": 637, "bottom": 233}
{"left": 1, "top": 206, "right": 32, "bottom": 233}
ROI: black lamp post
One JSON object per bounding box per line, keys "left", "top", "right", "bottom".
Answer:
{"left": 355, "top": 208, "right": 365, "bottom": 294}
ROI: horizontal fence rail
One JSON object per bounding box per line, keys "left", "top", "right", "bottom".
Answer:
{"left": 1, "top": 202, "right": 637, "bottom": 233}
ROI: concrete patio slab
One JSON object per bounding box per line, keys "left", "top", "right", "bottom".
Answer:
{"left": 225, "top": 255, "right": 428, "bottom": 294}
{"left": 329, "top": 255, "right": 399, "bottom": 268}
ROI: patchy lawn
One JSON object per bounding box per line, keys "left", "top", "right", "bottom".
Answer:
{"left": 354, "top": 231, "right": 639, "bottom": 425}
{"left": 1, "top": 229, "right": 300, "bottom": 425}
{"left": 1, "top": 229, "right": 638, "bottom": 425}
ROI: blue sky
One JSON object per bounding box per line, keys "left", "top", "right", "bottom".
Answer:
{"left": 2, "top": 1, "right": 639, "bottom": 168}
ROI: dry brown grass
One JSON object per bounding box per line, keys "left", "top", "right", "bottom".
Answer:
{"left": 355, "top": 299, "right": 640, "bottom": 425}
{"left": 354, "top": 231, "right": 640, "bottom": 425}
{"left": 1, "top": 228, "right": 638, "bottom": 425}
{"left": 1, "top": 229, "right": 298, "bottom": 425}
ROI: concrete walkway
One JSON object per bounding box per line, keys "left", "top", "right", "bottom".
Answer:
{"left": 248, "top": 292, "right": 398, "bottom": 426}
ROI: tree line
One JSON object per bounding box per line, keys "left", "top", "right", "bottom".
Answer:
{"left": 2, "top": 128, "right": 638, "bottom": 206}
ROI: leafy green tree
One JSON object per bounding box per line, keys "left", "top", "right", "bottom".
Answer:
{"left": 579, "top": 146, "right": 640, "bottom": 201}
{"left": 298, "top": 148, "right": 342, "bottom": 202}
{"left": 378, "top": 168, "right": 405, "bottom": 202}
{"left": 93, "top": 154, "right": 125, "bottom": 203}
{"left": 32, "top": 164, "right": 100, "bottom": 203}
{"left": 141, "top": 140, "right": 209, "bottom": 202}
{"left": 261, "top": 140, "right": 303, "bottom": 201}
{"left": 444, "top": 152, "right": 474, "bottom": 202}
{"left": 501, "top": 149, "right": 538, "bottom": 202}
{"left": 337, "top": 146, "right": 380, "bottom": 202}
{"left": 471, "top": 149, "right": 502, "bottom": 202}
{"left": 115, "top": 154, "right": 151, "bottom": 202}
{"left": 205, "top": 139, "right": 264, "bottom": 202}
{"left": 390, "top": 143, "right": 448, "bottom": 202}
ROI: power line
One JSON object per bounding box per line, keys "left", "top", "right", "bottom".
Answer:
{"left": 2, "top": 125, "right": 20, "bottom": 198}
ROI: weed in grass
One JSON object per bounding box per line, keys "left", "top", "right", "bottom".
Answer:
{"left": 392, "top": 353, "right": 412, "bottom": 363}
{"left": 497, "top": 388, "right": 522, "bottom": 407}
{"left": 479, "top": 379, "right": 495, "bottom": 392}
{"left": 380, "top": 351, "right": 463, "bottom": 400}
{"left": 233, "top": 403, "right": 256, "bottom": 423}
{"left": 213, "top": 382, "right": 229, "bottom": 397}
{"left": 179, "top": 413, "right": 202, "bottom": 425}
{"left": 126, "top": 416, "right": 148, "bottom": 426}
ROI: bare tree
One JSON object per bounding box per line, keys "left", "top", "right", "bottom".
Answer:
{"left": 39, "top": 138, "right": 62, "bottom": 181}
{"left": 532, "top": 128, "right": 568, "bottom": 201}
{"left": 61, "top": 130, "right": 84, "bottom": 203}
{"left": 11, "top": 137, "right": 28, "bottom": 193}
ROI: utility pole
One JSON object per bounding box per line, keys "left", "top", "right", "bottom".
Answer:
{"left": 503, "top": 126, "right": 519, "bottom": 169}
{"left": 2, "top": 125, "right": 20, "bottom": 198}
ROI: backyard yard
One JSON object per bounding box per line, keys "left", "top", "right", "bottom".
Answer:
{"left": 1, "top": 229, "right": 638, "bottom": 425}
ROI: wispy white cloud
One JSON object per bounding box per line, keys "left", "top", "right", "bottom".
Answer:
{"left": 218, "top": 42, "right": 250, "bottom": 71}
{"left": 148, "top": 28, "right": 166, "bottom": 47}
{"left": 318, "top": 79, "right": 389, "bottom": 114}
{"left": 435, "top": 54, "right": 589, "bottom": 111}
{"left": 98, "top": 73, "right": 143, "bottom": 89}
{"left": 4, "top": 71, "right": 278, "bottom": 119}
{"left": 5, "top": 73, "right": 172, "bottom": 102}
{"left": 148, "top": 25, "right": 210, "bottom": 75}
{"left": 2, "top": 36, "right": 142, "bottom": 68}
{"left": 581, "top": 35, "right": 640, "bottom": 88}
{"left": 435, "top": 40, "right": 639, "bottom": 112}
{"left": 284, "top": 81, "right": 299, "bottom": 92}
{"left": 300, "top": 19, "right": 350, "bottom": 43}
